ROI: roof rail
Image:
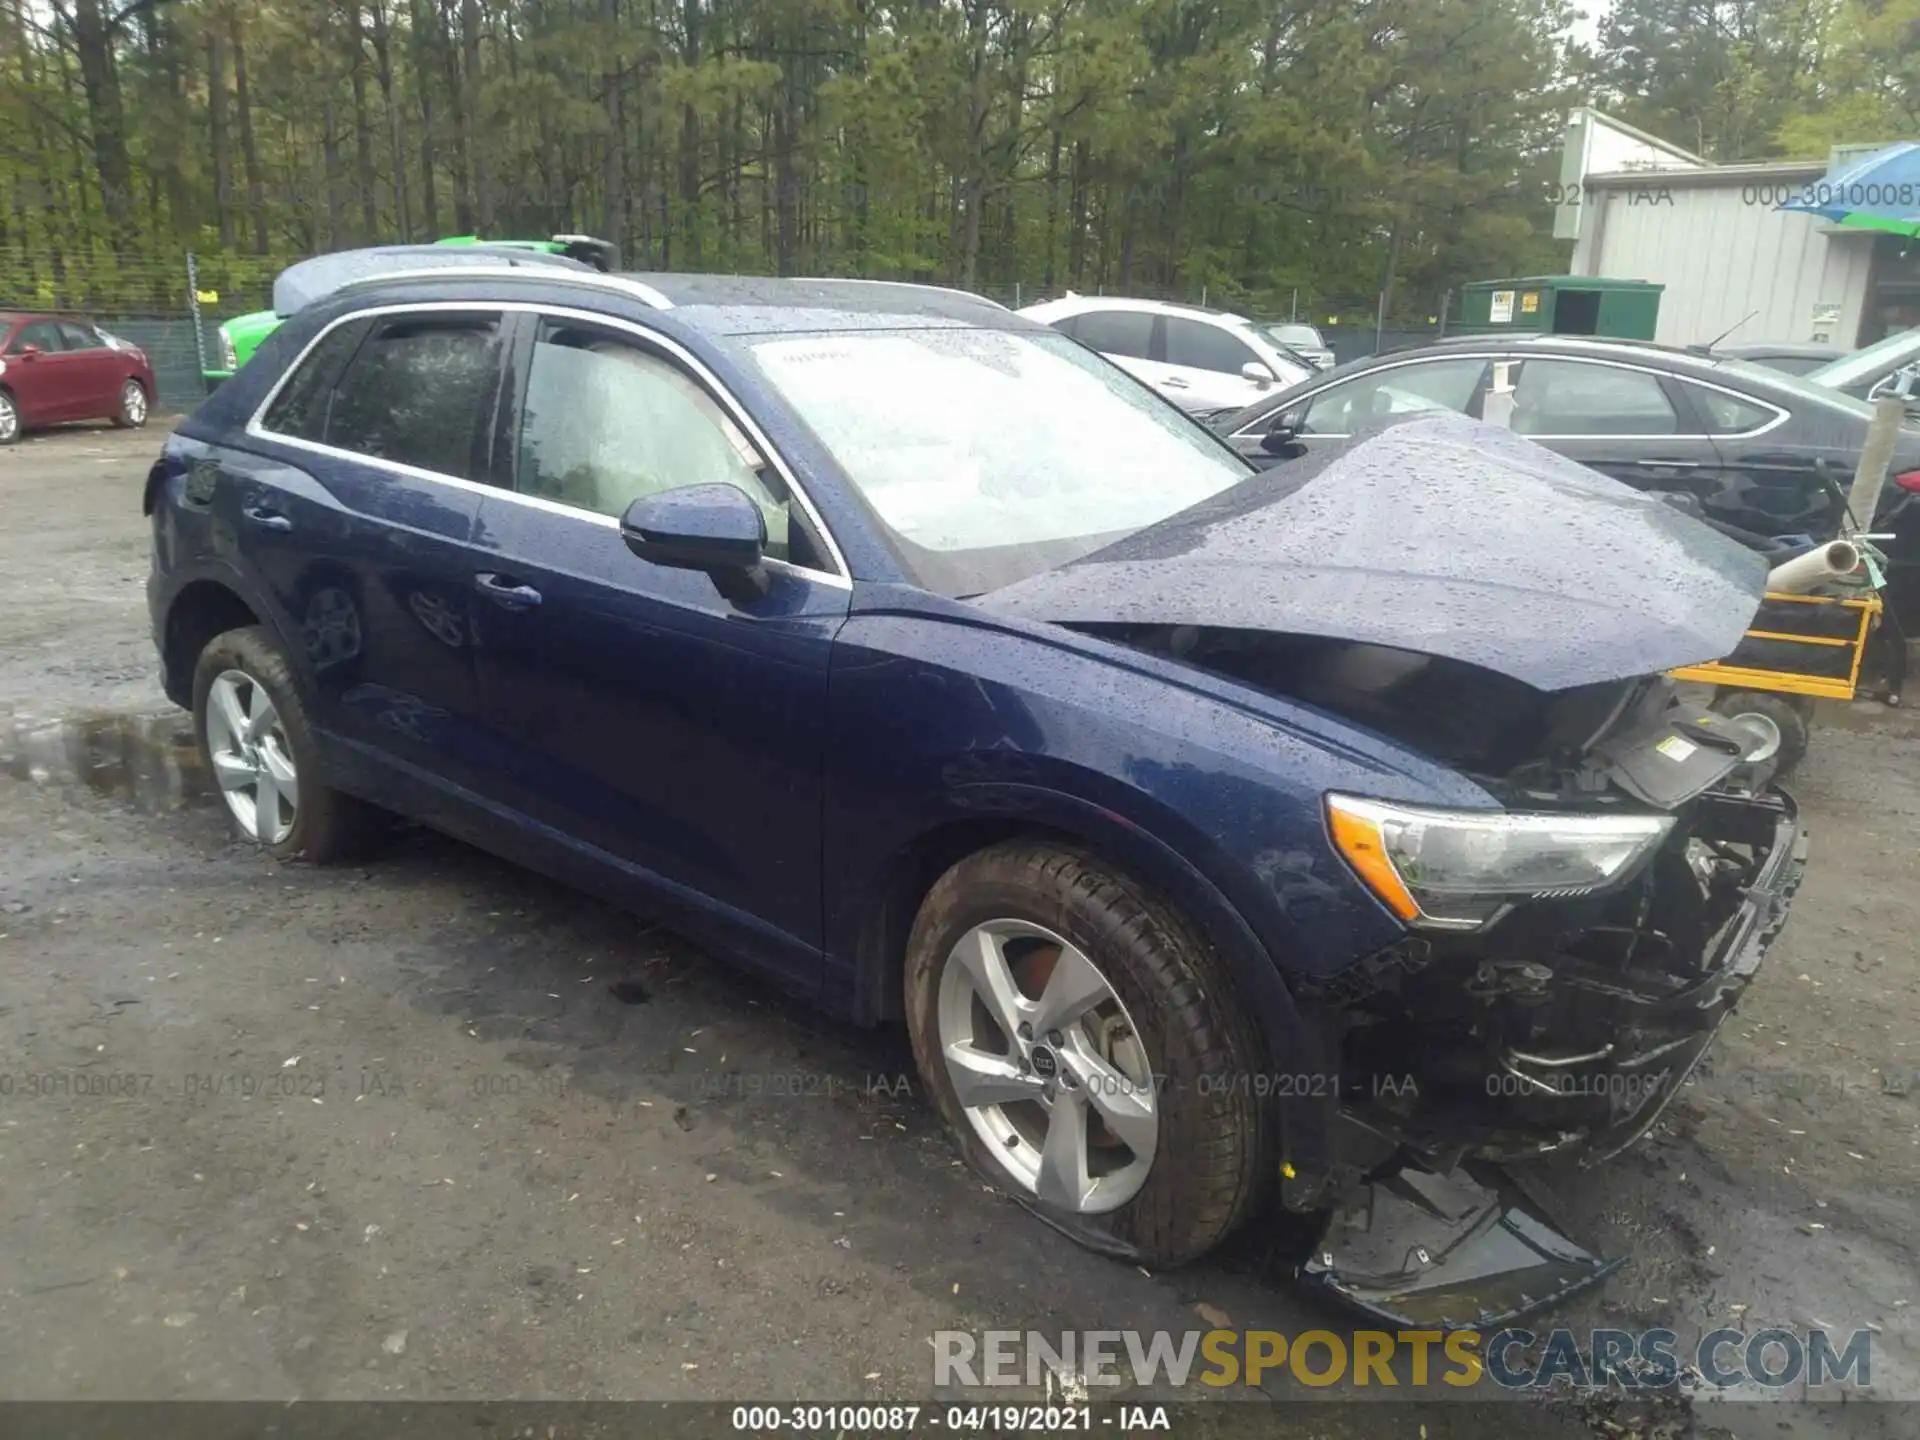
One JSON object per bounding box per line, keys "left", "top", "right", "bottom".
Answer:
{"left": 330, "top": 263, "right": 673, "bottom": 310}
{"left": 787, "top": 275, "right": 1010, "bottom": 311}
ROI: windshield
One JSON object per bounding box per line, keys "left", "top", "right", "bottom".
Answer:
{"left": 1262, "top": 323, "right": 1325, "bottom": 350}
{"left": 745, "top": 327, "right": 1251, "bottom": 595}
{"left": 1807, "top": 328, "right": 1920, "bottom": 389}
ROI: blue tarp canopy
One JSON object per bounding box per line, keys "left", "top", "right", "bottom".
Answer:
{"left": 1778, "top": 141, "right": 1920, "bottom": 237}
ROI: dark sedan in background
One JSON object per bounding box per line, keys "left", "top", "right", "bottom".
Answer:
{"left": 1211, "top": 333, "right": 1920, "bottom": 625}
{"left": 0, "top": 310, "right": 156, "bottom": 443}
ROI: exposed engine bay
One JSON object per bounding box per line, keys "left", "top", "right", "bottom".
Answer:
{"left": 1087, "top": 622, "right": 1800, "bottom": 1157}
{"left": 1082, "top": 623, "right": 1808, "bottom": 1325}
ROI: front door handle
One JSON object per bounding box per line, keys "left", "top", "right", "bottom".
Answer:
{"left": 242, "top": 504, "right": 293, "bottom": 532}
{"left": 473, "top": 573, "right": 543, "bottom": 610}
{"left": 1635, "top": 458, "right": 1701, "bottom": 469}
{"left": 1160, "top": 376, "right": 1190, "bottom": 390}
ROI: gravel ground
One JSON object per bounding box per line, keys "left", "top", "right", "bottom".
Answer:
{"left": 1, "top": 421, "right": 1915, "bottom": 1437}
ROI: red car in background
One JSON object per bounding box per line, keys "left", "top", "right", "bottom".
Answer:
{"left": 0, "top": 311, "right": 155, "bottom": 444}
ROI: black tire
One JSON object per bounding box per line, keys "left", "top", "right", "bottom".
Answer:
{"left": 0, "top": 389, "right": 20, "bottom": 445}
{"left": 110, "top": 378, "right": 149, "bottom": 429}
{"left": 904, "top": 840, "right": 1273, "bottom": 1267}
{"left": 1715, "top": 690, "right": 1811, "bottom": 779}
{"left": 191, "top": 624, "right": 384, "bottom": 863}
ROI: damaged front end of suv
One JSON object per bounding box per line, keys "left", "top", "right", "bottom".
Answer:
{"left": 983, "top": 413, "right": 1808, "bottom": 1326}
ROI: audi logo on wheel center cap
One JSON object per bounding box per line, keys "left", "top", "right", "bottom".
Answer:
{"left": 1030, "top": 1046, "right": 1059, "bottom": 1079}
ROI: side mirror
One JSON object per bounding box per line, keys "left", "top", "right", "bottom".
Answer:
{"left": 620, "top": 483, "right": 769, "bottom": 602}
{"left": 1240, "top": 360, "right": 1275, "bottom": 389}
{"left": 1260, "top": 410, "right": 1302, "bottom": 454}
{"left": 17, "top": 344, "right": 41, "bottom": 359}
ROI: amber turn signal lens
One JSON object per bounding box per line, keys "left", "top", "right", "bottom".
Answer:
{"left": 1327, "top": 801, "right": 1420, "bottom": 922}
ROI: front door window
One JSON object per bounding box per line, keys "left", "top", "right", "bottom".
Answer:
{"left": 514, "top": 320, "right": 794, "bottom": 557}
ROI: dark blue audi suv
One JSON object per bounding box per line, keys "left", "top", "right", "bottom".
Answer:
{"left": 145, "top": 264, "right": 1804, "bottom": 1312}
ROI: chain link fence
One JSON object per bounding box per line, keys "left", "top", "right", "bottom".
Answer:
{"left": 0, "top": 248, "right": 299, "bottom": 414}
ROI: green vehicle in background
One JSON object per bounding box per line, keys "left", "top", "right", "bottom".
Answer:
{"left": 199, "top": 234, "right": 618, "bottom": 391}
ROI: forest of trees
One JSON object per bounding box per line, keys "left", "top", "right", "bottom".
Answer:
{"left": 0, "top": 0, "right": 1913, "bottom": 316}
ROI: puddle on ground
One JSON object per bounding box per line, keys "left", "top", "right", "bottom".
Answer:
{"left": 1, "top": 710, "right": 208, "bottom": 812}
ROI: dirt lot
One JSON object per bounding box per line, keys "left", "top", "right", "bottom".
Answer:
{"left": 1, "top": 421, "right": 1916, "bottom": 1436}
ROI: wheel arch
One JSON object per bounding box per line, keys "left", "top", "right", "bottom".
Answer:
{"left": 843, "top": 787, "right": 1337, "bottom": 1203}
{"left": 160, "top": 578, "right": 263, "bottom": 708}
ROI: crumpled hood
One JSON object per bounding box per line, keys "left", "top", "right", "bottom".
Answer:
{"left": 979, "top": 412, "right": 1769, "bottom": 692}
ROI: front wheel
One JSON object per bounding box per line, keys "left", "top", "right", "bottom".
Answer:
{"left": 191, "top": 625, "right": 382, "bottom": 862}
{"left": 904, "top": 841, "right": 1272, "bottom": 1267}
{"left": 0, "top": 390, "right": 19, "bottom": 445}
{"left": 111, "top": 379, "right": 148, "bottom": 429}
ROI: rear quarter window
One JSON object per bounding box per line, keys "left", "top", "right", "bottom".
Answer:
{"left": 259, "top": 321, "right": 369, "bottom": 443}
{"left": 1682, "top": 383, "right": 1780, "bottom": 435}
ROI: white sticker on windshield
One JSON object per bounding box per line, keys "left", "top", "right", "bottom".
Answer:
{"left": 1656, "top": 735, "right": 1697, "bottom": 763}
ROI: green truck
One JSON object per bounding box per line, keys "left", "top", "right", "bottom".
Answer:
{"left": 201, "top": 234, "right": 618, "bottom": 391}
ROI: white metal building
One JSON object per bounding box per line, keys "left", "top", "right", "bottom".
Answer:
{"left": 1559, "top": 108, "right": 1918, "bottom": 350}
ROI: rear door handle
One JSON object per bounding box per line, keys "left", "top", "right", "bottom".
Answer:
{"left": 473, "top": 573, "right": 543, "bottom": 610}
{"left": 1635, "top": 458, "right": 1701, "bottom": 469}
{"left": 1160, "top": 376, "right": 1190, "bottom": 390}
{"left": 241, "top": 504, "right": 293, "bottom": 532}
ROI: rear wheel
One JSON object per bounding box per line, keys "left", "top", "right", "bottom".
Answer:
{"left": 0, "top": 390, "right": 19, "bottom": 445}
{"left": 904, "top": 841, "right": 1272, "bottom": 1267}
{"left": 1714, "top": 690, "right": 1811, "bottom": 779}
{"left": 192, "top": 625, "right": 383, "bottom": 862}
{"left": 112, "top": 379, "right": 148, "bottom": 429}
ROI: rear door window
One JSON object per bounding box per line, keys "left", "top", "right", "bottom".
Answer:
{"left": 1069, "top": 309, "right": 1155, "bottom": 361}
{"left": 56, "top": 321, "right": 101, "bottom": 351}
{"left": 1511, "top": 359, "right": 1681, "bottom": 436}
{"left": 1163, "top": 317, "right": 1262, "bottom": 375}
{"left": 276, "top": 312, "right": 505, "bottom": 480}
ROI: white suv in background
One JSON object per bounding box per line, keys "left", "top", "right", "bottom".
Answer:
{"left": 1018, "top": 294, "right": 1316, "bottom": 414}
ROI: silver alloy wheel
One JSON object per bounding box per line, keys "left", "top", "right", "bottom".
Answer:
{"left": 1726, "top": 709, "right": 1783, "bottom": 764}
{"left": 204, "top": 669, "right": 299, "bottom": 844}
{"left": 936, "top": 918, "right": 1158, "bottom": 1214}
{"left": 122, "top": 381, "right": 147, "bottom": 425}
{"left": 0, "top": 393, "right": 17, "bottom": 442}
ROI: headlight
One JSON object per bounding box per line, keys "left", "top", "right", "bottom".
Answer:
{"left": 1326, "top": 793, "right": 1673, "bottom": 931}
{"left": 219, "top": 329, "right": 238, "bottom": 371}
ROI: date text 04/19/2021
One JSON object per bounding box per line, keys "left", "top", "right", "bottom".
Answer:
{"left": 730, "top": 1405, "right": 1171, "bottom": 1432}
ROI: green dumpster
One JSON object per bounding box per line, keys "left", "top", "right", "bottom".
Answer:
{"left": 1454, "top": 276, "right": 1662, "bottom": 341}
